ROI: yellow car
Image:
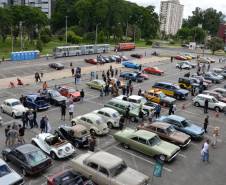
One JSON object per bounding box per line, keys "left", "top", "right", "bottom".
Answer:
{"left": 143, "top": 89, "right": 176, "bottom": 106}
{"left": 183, "top": 54, "right": 192, "bottom": 60}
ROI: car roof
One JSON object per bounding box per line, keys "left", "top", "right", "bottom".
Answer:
{"left": 4, "top": 98, "right": 20, "bottom": 103}
{"left": 110, "top": 98, "right": 132, "bottom": 106}
{"left": 134, "top": 130, "right": 156, "bottom": 139}
{"left": 16, "top": 144, "right": 39, "bottom": 154}
{"left": 155, "top": 82, "right": 173, "bottom": 86}
{"left": 197, "top": 94, "right": 215, "bottom": 98}
{"left": 87, "top": 151, "right": 123, "bottom": 169}
{"left": 151, "top": 121, "right": 171, "bottom": 129}
{"left": 82, "top": 113, "right": 102, "bottom": 120}
{"left": 99, "top": 107, "right": 118, "bottom": 114}
{"left": 38, "top": 133, "right": 54, "bottom": 140}
{"left": 168, "top": 115, "right": 185, "bottom": 122}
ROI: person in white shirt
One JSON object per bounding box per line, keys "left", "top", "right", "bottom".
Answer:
{"left": 68, "top": 103, "right": 74, "bottom": 120}
{"left": 201, "top": 139, "right": 210, "bottom": 162}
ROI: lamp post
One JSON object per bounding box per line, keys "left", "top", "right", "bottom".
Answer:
{"left": 95, "top": 23, "right": 100, "bottom": 45}
{"left": 65, "top": 16, "right": 68, "bottom": 44}
{"left": 19, "top": 21, "right": 23, "bottom": 51}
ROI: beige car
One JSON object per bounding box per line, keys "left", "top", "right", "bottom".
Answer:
{"left": 70, "top": 151, "right": 149, "bottom": 185}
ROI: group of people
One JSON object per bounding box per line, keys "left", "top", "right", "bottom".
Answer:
{"left": 5, "top": 123, "right": 25, "bottom": 146}
{"left": 60, "top": 101, "right": 75, "bottom": 121}
{"left": 70, "top": 64, "right": 82, "bottom": 85}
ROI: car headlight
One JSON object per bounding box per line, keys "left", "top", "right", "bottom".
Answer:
{"left": 65, "top": 147, "right": 70, "bottom": 152}
{"left": 58, "top": 149, "right": 63, "bottom": 155}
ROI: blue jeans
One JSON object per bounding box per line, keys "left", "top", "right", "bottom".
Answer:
{"left": 203, "top": 152, "right": 209, "bottom": 161}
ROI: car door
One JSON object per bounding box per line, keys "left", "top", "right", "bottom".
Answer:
{"left": 156, "top": 128, "right": 167, "bottom": 140}
{"left": 5, "top": 102, "right": 11, "bottom": 114}
{"left": 208, "top": 98, "right": 215, "bottom": 109}
{"left": 85, "top": 118, "right": 93, "bottom": 129}
{"left": 97, "top": 166, "right": 111, "bottom": 185}
{"left": 85, "top": 162, "right": 99, "bottom": 183}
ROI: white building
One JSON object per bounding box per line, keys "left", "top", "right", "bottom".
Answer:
{"left": 159, "top": 0, "right": 184, "bottom": 35}
{"left": 0, "top": 0, "right": 52, "bottom": 18}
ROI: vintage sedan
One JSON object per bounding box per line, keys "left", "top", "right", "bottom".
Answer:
{"left": 2, "top": 144, "right": 51, "bottom": 176}
{"left": 49, "top": 63, "right": 64, "bottom": 70}
{"left": 70, "top": 151, "right": 150, "bottom": 185}
{"left": 47, "top": 170, "right": 96, "bottom": 185}
{"left": 157, "top": 115, "right": 204, "bottom": 139}
{"left": 55, "top": 124, "right": 89, "bottom": 148}
{"left": 137, "top": 122, "right": 191, "bottom": 148}
{"left": 0, "top": 158, "right": 24, "bottom": 185}
{"left": 122, "top": 61, "right": 140, "bottom": 69}
{"left": 130, "top": 53, "right": 143, "bottom": 59}
{"left": 133, "top": 71, "right": 149, "bottom": 80}
{"left": 176, "top": 62, "right": 192, "bottom": 70}
{"left": 175, "top": 55, "right": 187, "bottom": 60}
{"left": 202, "top": 90, "right": 226, "bottom": 103}
{"left": 58, "top": 86, "right": 80, "bottom": 102}
{"left": 86, "top": 79, "right": 106, "bottom": 90}
{"left": 114, "top": 128, "right": 180, "bottom": 162}
{"left": 143, "top": 66, "right": 164, "bottom": 75}
{"left": 85, "top": 58, "right": 98, "bottom": 65}
{"left": 71, "top": 113, "right": 109, "bottom": 135}
{"left": 24, "top": 94, "right": 50, "bottom": 111}
{"left": 40, "top": 89, "right": 67, "bottom": 106}
{"left": 119, "top": 72, "right": 144, "bottom": 82}
{"left": 1, "top": 98, "right": 28, "bottom": 118}
{"left": 93, "top": 107, "right": 121, "bottom": 128}
{"left": 203, "top": 72, "right": 224, "bottom": 83}
{"left": 31, "top": 133, "right": 75, "bottom": 159}
{"left": 213, "top": 88, "right": 226, "bottom": 97}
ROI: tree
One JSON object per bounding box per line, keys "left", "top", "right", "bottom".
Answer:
{"left": 176, "top": 27, "right": 191, "bottom": 41}
{"left": 190, "top": 27, "right": 206, "bottom": 43}
{"left": 36, "top": 40, "right": 43, "bottom": 52}
{"left": 0, "top": 8, "right": 12, "bottom": 42}
{"left": 40, "top": 28, "right": 52, "bottom": 43}
{"left": 67, "top": 31, "right": 82, "bottom": 44}
{"left": 207, "top": 37, "right": 224, "bottom": 54}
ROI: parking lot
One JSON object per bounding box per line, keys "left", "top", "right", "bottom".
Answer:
{"left": 0, "top": 50, "right": 225, "bottom": 185}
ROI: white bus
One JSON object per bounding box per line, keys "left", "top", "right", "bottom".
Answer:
{"left": 53, "top": 44, "right": 110, "bottom": 58}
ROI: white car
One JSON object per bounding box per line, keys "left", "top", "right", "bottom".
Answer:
{"left": 193, "top": 94, "right": 226, "bottom": 112}
{"left": 0, "top": 158, "right": 24, "bottom": 185}
{"left": 93, "top": 107, "right": 121, "bottom": 128}
{"left": 176, "top": 62, "right": 192, "bottom": 69}
{"left": 31, "top": 133, "right": 75, "bottom": 159}
{"left": 71, "top": 113, "right": 109, "bottom": 135}
{"left": 70, "top": 151, "right": 150, "bottom": 185}
{"left": 1, "top": 99, "right": 28, "bottom": 118}
{"left": 213, "top": 88, "right": 226, "bottom": 97}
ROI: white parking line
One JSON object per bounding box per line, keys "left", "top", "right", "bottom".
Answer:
{"left": 113, "top": 146, "right": 173, "bottom": 173}
{"left": 178, "top": 153, "right": 187, "bottom": 158}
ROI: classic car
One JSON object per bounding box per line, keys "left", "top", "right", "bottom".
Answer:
{"left": 152, "top": 82, "right": 189, "bottom": 100}
{"left": 93, "top": 107, "right": 121, "bottom": 128}
{"left": 202, "top": 90, "right": 226, "bottom": 103}
{"left": 104, "top": 98, "right": 147, "bottom": 122}
{"left": 85, "top": 58, "right": 98, "bottom": 65}
{"left": 122, "top": 61, "right": 141, "bottom": 69}
{"left": 47, "top": 170, "right": 95, "bottom": 185}
{"left": 70, "top": 151, "right": 150, "bottom": 185}
{"left": 39, "top": 89, "right": 67, "bottom": 105}
{"left": 120, "top": 55, "right": 129, "bottom": 61}
{"left": 133, "top": 71, "right": 149, "bottom": 80}
{"left": 58, "top": 86, "right": 81, "bottom": 102}
{"left": 130, "top": 53, "right": 143, "bottom": 58}
{"left": 109, "top": 55, "right": 117, "bottom": 62}
{"left": 119, "top": 72, "right": 144, "bottom": 82}
{"left": 197, "top": 57, "right": 212, "bottom": 64}
{"left": 213, "top": 88, "right": 226, "bottom": 97}
{"left": 1, "top": 98, "right": 28, "bottom": 118}
{"left": 184, "top": 53, "right": 196, "bottom": 59}
{"left": 2, "top": 144, "right": 51, "bottom": 176}
{"left": 97, "top": 56, "right": 106, "bottom": 63}
{"left": 157, "top": 115, "right": 204, "bottom": 139}
{"left": 206, "top": 57, "right": 216, "bottom": 63}
{"left": 178, "top": 77, "right": 200, "bottom": 90}
{"left": 179, "top": 61, "right": 196, "bottom": 68}
{"left": 175, "top": 55, "right": 187, "bottom": 60}
{"left": 114, "top": 128, "right": 180, "bottom": 162}
{"left": 49, "top": 63, "right": 64, "bottom": 70}
{"left": 24, "top": 94, "right": 50, "bottom": 111}
{"left": 143, "top": 66, "right": 164, "bottom": 75}
{"left": 86, "top": 79, "right": 106, "bottom": 90}
{"left": 137, "top": 122, "right": 191, "bottom": 148}
{"left": 191, "top": 74, "right": 212, "bottom": 86}
{"left": 176, "top": 62, "right": 192, "bottom": 69}
{"left": 189, "top": 77, "right": 209, "bottom": 90}
{"left": 31, "top": 133, "right": 75, "bottom": 159}
{"left": 203, "top": 72, "right": 224, "bottom": 83}
{"left": 143, "top": 89, "right": 176, "bottom": 106}
{"left": 55, "top": 124, "right": 89, "bottom": 148}
{"left": 212, "top": 68, "right": 224, "bottom": 74}
{"left": 0, "top": 158, "right": 24, "bottom": 185}
{"left": 71, "top": 113, "right": 109, "bottom": 135}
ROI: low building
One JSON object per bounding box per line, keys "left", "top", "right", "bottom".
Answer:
{"left": 217, "top": 23, "right": 226, "bottom": 44}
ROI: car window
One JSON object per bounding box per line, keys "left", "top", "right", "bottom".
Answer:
{"left": 6, "top": 103, "right": 11, "bottom": 106}
{"left": 81, "top": 117, "right": 86, "bottom": 121}
{"left": 15, "top": 150, "right": 26, "bottom": 161}
{"left": 148, "top": 136, "right": 161, "bottom": 146}
{"left": 26, "top": 150, "right": 47, "bottom": 166}
{"left": 156, "top": 128, "right": 165, "bottom": 134}
{"left": 87, "top": 162, "right": 98, "bottom": 170}
{"left": 99, "top": 166, "right": 109, "bottom": 176}
{"left": 131, "top": 137, "right": 139, "bottom": 142}
{"left": 98, "top": 111, "right": 104, "bottom": 115}
{"left": 138, "top": 137, "right": 147, "bottom": 145}
{"left": 0, "top": 164, "right": 11, "bottom": 177}
{"left": 104, "top": 113, "right": 110, "bottom": 117}
{"left": 87, "top": 119, "right": 93, "bottom": 124}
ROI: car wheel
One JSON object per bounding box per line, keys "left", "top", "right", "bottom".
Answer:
{"left": 107, "top": 122, "right": 113, "bottom": 129}
{"left": 123, "top": 143, "right": 129, "bottom": 149}
{"left": 131, "top": 117, "right": 136, "bottom": 122}
{"left": 71, "top": 121, "right": 76, "bottom": 126}
{"left": 50, "top": 152, "right": 57, "bottom": 160}
{"left": 12, "top": 113, "right": 16, "bottom": 119}
{"left": 214, "top": 107, "right": 221, "bottom": 112}
{"left": 176, "top": 94, "right": 181, "bottom": 100}
{"left": 21, "top": 168, "right": 27, "bottom": 176}
{"left": 2, "top": 154, "right": 8, "bottom": 162}
{"left": 194, "top": 102, "right": 200, "bottom": 107}
{"left": 74, "top": 142, "right": 80, "bottom": 148}
{"left": 90, "top": 129, "right": 96, "bottom": 135}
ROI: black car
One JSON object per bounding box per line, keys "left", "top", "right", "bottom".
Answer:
{"left": 55, "top": 125, "right": 89, "bottom": 148}
{"left": 49, "top": 63, "right": 64, "bottom": 70}
{"left": 178, "top": 77, "right": 200, "bottom": 90}
{"left": 2, "top": 144, "right": 52, "bottom": 176}
{"left": 40, "top": 89, "right": 67, "bottom": 106}
{"left": 130, "top": 53, "right": 143, "bottom": 58}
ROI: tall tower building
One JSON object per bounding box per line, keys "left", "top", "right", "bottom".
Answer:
{"left": 159, "top": 0, "right": 184, "bottom": 35}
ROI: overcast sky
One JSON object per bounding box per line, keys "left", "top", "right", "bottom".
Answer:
{"left": 127, "top": 0, "right": 226, "bottom": 18}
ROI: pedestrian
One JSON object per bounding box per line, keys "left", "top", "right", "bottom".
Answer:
{"left": 74, "top": 76, "right": 77, "bottom": 85}
{"left": 43, "top": 81, "right": 48, "bottom": 90}
{"left": 212, "top": 127, "right": 219, "bottom": 148}
{"left": 22, "top": 111, "right": 28, "bottom": 128}
{"left": 129, "top": 85, "right": 133, "bottom": 95}
{"left": 125, "top": 105, "right": 130, "bottom": 124}
{"left": 60, "top": 102, "right": 66, "bottom": 121}
{"left": 88, "top": 135, "right": 95, "bottom": 152}
{"left": 139, "top": 65, "right": 142, "bottom": 71}
{"left": 201, "top": 139, "right": 210, "bottom": 162}
{"left": 122, "top": 86, "right": 126, "bottom": 95}
{"left": 172, "top": 104, "right": 176, "bottom": 114}
{"left": 204, "top": 99, "right": 208, "bottom": 113}
{"left": 139, "top": 108, "right": 144, "bottom": 122}
{"left": 138, "top": 88, "right": 142, "bottom": 96}
{"left": 27, "top": 110, "right": 34, "bottom": 129}
{"left": 119, "top": 116, "right": 125, "bottom": 130}
{"left": 5, "top": 125, "right": 11, "bottom": 146}
{"left": 115, "top": 69, "right": 118, "bottom": 76}
{"left": 111, "top": 69, "right": 114, "bottom": 78}
{"left": 171, "top": 56, "right": 174, "bottom": 63}
{"left": 126, "top": 85, "right": 130, "bottom": 96}
{"left": 35, "top": 72, "right": 40, "bottom": 83}
{"left": 169, "top": 104, "right": 173, "bottom": 115}
{"left": 18, "top": 124, "right": 25, "bottom": 144}
{"left": 71, "top": 68, "right": 74, "bottom": 76}
{"left": 40, "top": 116, "right": 48, "bottom": 133}
{"left": 207, "top": 63, "right": 210, "bottom": 71}
{"left": 203, "top": 115, "right": 209, "bottom": 133}
{"left": 155, "top": 104, "right": 161, "bottom": 118}
{"left": 33, "top": 109, "right": 38, "bottom": 128}
{"left": 19, "top": 95, "right": 25, "bottom": 105}
{"left": 104, "top": 84, "right": 109, "bottom": 96}
{"left": 80, "top": 89, "right": 85, "bottom": 102}
{"left": 7, "top": 126, "right": 19, "bottom": 146}
{"left": 70, "top": 62, "right": 73, "bottom": 67}
{"left": 69, "top": 103, "right": 74, "bottom": 120}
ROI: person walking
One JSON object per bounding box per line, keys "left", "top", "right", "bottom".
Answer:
{"left": 125, "top": 105, "right": 130, "bottom": 124}
{"left": 203, "top": 115, "right": 209, "bottom": 133}
{"left": 71, "top": 68, "right": 74, "bottom": 76}
{"left": 18, "top": 124, "right": 25, "bottom": 144}
{"left": 155, "top": 104, "right": 161, "bottom": 118}
{"left": 129, "top": 85, "right": 133, "bottom": 96}
{"left": 40, "top": 115, "right": 48, "bottom": 133}
{"left": 171, "top": 56, "right": 174, "bottom": 63}
{"left": 21, "top": 112, "right": 28, "bottom": 128}
{"left": 7, "top": 126, "right": 19, "bottom": 146}
{"left": 119, "top": 116, "right": 125, "bottom": 130}
{"left": 33, "top": 110, "right": 38, "bottom": 128}
{"left": 69, "top": 103, "right": 74, "bottom": 120}
{"left": 207, "top": 63, "right": 210, "bottom": 71}
{"left": 126, "top": 85, "right": 130, "bottom": 96}
{"left": 43, "top": 81, "right": 48, "bottom": 90}
{"left": 80, "top": 89, "right": 85, "bottom": 102}
{"left": 5, "top": 125, "right": 11, "bottom": 146}
{"left": 172, "top": 104, "right": 176, "bottom": 114}
{"left": 27, "top": 110, "right": 34, "bottom": 129}
{"left": 138, "top": 88, "right": 142, "bottom": 96}
{"left": 201, "top": 139, "right": 210, "bottom": 162}
{"left": 168, "top": 104, "right": 173, "bottom": 115}
{"left": 61, "top": 102, "right": 66, "bottom": 121}
{"left": 204, "top": 99, "right": 208, "bottom": 114}
{"left": 88, "top": 135, "right": 96, "bottom": 152}
{"left": 122, "top": 86, "right": 126, "bottom": 95}
{"left": 115, "top": 69, "right": 118, "bottom": 77}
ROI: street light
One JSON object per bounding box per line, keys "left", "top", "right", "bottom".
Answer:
{"left": 95, "top": 23, "right": 100, "bottom": 45}
{"left": 65, "top": 16, "right": 68, "bottom": 44}
{"left": 19, "top": 21, "right": 23, "bottom": 51}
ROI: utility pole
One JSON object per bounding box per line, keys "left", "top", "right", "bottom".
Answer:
{"left": 11, "top": 25, "right": 13, "bottom": 52}
{"left": 125, "top": 21, "right": 128, "bottom": 41}
{"left": 19, "top": 21, "right": 23, "bottom": 51}
{"left": 65, "top": 16, "right": 68, "bottom": 44}
{"left": 133, "top": 25, "right": 136, "bottom": 42}
{"left": 95, "top": 23, "right": 100, "bottom": 45}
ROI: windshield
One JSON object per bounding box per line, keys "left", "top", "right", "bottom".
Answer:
{"left": 112, "top": 112, "right": 120, "bottom": 118}
{"left": 149, "top": 136, "right": 161, "bottom": 146}
{"left": 181, "top": 120, "right": 190, "bottom": 127}
{"left": 51, "top": 91, "right": 61, "bottom": 97}
{"left": 0, "top": 164, "right": 11, "bottom": 177}
{"left": 110, "top": 161, "right": 127, "bottom": 177}
{"left": 166, "top": 126, "right": 176, "bottom": 134}
{"left": 139, "top": 97, "right": 147, "bottom": 104}
{"left": 212, "top": 98, "right": 219, "bottom": 103}
{"left": 69, "top": 89, "right": 76, "bottom": 93}
{"left": 159, "top": 92, "right": 166, "bottom": 99}
{"left": 26, "top": 150, "right": 47, "bottom": 166}
{"left": 11, "top": 101, "right": 21, "bottom": 106}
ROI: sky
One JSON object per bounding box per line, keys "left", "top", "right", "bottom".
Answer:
{"left": 127, "top": 0, "right": 226, "bottom": 18}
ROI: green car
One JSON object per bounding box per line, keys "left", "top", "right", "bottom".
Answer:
{"left": 114, "top": 128, "right": 180, "bottom": 162}
{"left": 104, "top": 99, "right": 147, "bottom": 122}
{"left": 86, "top": 79, "right": 106, "bottom": 90}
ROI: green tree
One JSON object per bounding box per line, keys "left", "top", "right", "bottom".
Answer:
{"left": 176, "top": 27, "right": 191, "bottom": 41}
{"left": 40, "top": 28, "right": 52, "bottom": 43}
{"left": 36, "top": 40, "right": 43, "bottom": 52}
{"left": 207, "top": 37, "right": 224, "bottom": 54}
{"left": 67, "top": 30, "right": 82, "bottom": 44}
{"left": 190, "top": 27, "right": 206, "bottom": 43}
{"left": 0, "top": 8, "right": 12, "bottom": 42}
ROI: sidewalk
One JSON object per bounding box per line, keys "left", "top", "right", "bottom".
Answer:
{"left": 2, "top": 56, "right": 168, "bottom": 89}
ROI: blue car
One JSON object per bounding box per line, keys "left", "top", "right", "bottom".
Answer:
{"left": 122, "top": 61, "right": 141, "bottom": 69}
{"left": 119, "top": 72, "right": 144, "bottom": 82}
{"left": 25, "top": 94, "right": 50, "bottom": 111}
{"left": 157, "top": 115, "right": 204, "bottom": 139}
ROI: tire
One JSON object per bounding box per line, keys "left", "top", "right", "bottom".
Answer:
{"left": 74, "top": 142, "right": 80, "bottom": 148}
{"left": 194, "top": 102, "right": 200, "bottom": 107}
{"left": 90, "top": 129, "right": 96, "bottom": 135}
{"left": 123, "top": 143, "right": 129, "bottom": 149}
{"left": 71, "top": 121, "right": 76, "bottom": 126}
{"left": 131, "top": 117, "right": 136, "bottom": 122}
{"left": 214, "top": 107, "right": 221, "bottom": 112}
{"left": 12, "top": 113, "right": 16, "bottom": 119}
{"left": 107, "top": 122, "right": 113, "bottom": 129}
{"left": 176, "top": 94, "right": 181, "bottom": 100}
{"left": 2, "top": 154, "right": 8, "bottom": 162}
{"left": 50, "top": 152, "right": 57, "bottom": 160}
{"left": 21, "top": 168, "right": 27, "bottom": 176}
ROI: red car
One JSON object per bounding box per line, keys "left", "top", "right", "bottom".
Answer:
{"left": 143, "top": 67, "right": 164, "bottom": 75}
{"left": 85, "top": 58, "right": 98, "bottom": 65}
{"left": 175, "top": 55, "right": 187, "bottom": 60}
{"left": 58, "top": 86, "right": 80, "bottom": 102}
{"left": 134, "top": 71, "right": 149, "bottom": 80}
